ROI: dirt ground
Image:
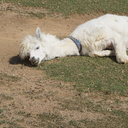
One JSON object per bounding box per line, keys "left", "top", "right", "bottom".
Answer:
{"left": 0, "top": 5, "right": 108, "bottom": 127}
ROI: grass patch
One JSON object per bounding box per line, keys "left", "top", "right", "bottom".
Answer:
{"left": 0, "top": 109, "right": 5, "bottom": 125}
{"left": 112, "top": 110, "right": 128, "bottom": 121}
{"left": 17, "top": 111, "right": 31, "bottom": 118}
{"left": 0, "top": 120, "right": 5, "bottom": 125}
{"left": 0, "top": 94, "right": 13, "bottom": 101}
{"left": 0, "top": 73, "right": 20, "bottom": 83}
{"left": 27, "top": 11, "right": 46, "bottom": 19}
{"left": 76, "top": 116, "right": 128, "bottom": 128}
{"left": 4, "top": 0, "right": 128, "bottom": 16}
{"left": 59, "top": 94, "right": 128, "bottom": 128}
{"left": 40, "top": 56, "right": 128, "bottom": 95}
{"left": 37, "top": 109, "right": 128, "bottom": 128}
{"left": 39, "top": 56, "right": 128, "bottom": 127}
{"left": 38, "top": 112, "right": 66, "bottom": 127}
{"left": 0, "top": 109, "right": 4, "bottom": 113}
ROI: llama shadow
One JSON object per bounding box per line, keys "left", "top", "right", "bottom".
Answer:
{"left": 9, "top": 55, "right": 118, "bottom": 67}
{"left": 109, "top": 56, "right": 117, "bottom": 63}
{"left": 9, "top": 55, "right": 33, "bottom": 67}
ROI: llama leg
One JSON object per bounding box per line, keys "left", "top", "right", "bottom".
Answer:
{"left": 89, "top": 50, "right": 115, "bottom": 57}
{"left": 113, "top": 40, "right": 128, "bottom": 64}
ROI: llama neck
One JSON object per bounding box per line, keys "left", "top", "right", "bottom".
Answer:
{"left": 44, "top": 37, "right": 80, "bottom": 60}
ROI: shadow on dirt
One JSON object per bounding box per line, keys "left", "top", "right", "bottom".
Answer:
{"left": 9, "top": 55, "right": 33, "bottom": 67}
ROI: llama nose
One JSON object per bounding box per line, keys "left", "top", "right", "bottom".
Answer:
{"left": 31, "top": 57, "right": 35, "bottom": 61}
{"left": 29, "top": 57, "right": 39, "bottom": 65}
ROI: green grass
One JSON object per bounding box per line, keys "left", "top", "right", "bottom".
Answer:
{"left": 0, "top": 109, "right": 4, "bottom": 113}
{"left": 35, "top": 86, "right": 128, "bottom": 128}
{"left": 4, "top": 0, "right": 128, "bottom": 15}
{"left": 40, "top": 56, "right": 128, "bottom": 96}
{"left": 37, "top": 99, "right": 128, "bottom": 128}
{"left": 0, "top": 73, "right": 20, "bottom": 83}
{"left": 0, "top": 94, "right": 13, "bottom": 100}
{"left": 17, "top": 111, "right": 31, "bottom": 118}
{"left": 0, "top": 109, "right": 5, "bottom": 125}
{"left": 0, "top": 120, "right": 5, "bottom": 125}
{"left": 38, "top": 112, "right": 65, "bottom": 127}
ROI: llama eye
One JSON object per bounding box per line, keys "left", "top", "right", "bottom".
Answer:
{"left": 36, "top": 47, "right": 40, "bottom": 50}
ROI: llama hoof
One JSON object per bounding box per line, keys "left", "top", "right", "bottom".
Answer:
{"left": 117, "top": 57, "right": 128, "bottom": 64}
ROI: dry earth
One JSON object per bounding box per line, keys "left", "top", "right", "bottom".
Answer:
{"left": 0, "top": 5, "right": 122, "bottom": 128}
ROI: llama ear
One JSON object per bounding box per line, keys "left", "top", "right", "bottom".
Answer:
{"left": 36, "top": 27, "right": 42, "bottom": 39}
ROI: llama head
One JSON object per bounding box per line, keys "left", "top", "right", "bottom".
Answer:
{"left": 19, "top": 27, "right": 47, "bottom": 65}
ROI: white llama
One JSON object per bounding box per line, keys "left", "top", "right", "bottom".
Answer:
{"left": 19, "top": 14, "right": 128, "bottom": 65}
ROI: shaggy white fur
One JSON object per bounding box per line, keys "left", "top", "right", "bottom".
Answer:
{"left": 19, "top": 14, "right": 128, "bottom": 65}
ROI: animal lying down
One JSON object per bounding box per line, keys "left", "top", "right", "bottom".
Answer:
{"left": 19, "top": 14, "right": 128, "bottom": 65}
